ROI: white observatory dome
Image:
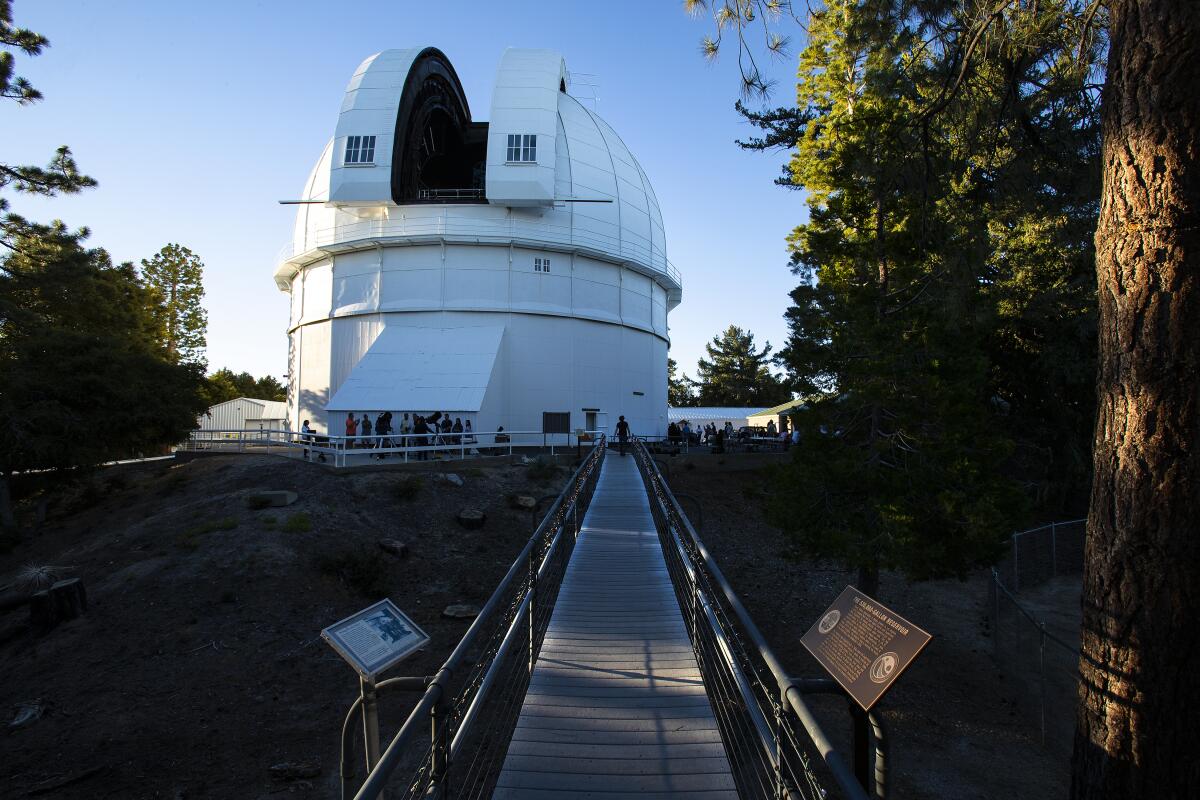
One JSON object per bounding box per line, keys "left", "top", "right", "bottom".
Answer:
{"left": 276, "top": 47, "right": 681, "bottom": 439}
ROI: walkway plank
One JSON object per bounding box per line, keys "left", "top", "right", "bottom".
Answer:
{"left": 494, "top": 454, "right": 733, "bottom": 798}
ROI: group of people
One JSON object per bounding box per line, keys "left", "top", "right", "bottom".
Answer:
{"left": 667, "top": 420, "right": 736, "bottom": 446}
{"left": 343, "top": 411, "right": 475, "bottom": 460}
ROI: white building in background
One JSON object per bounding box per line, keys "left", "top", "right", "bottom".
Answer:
{"left": 276, "top": 47, "right": 680, "bottom": 438}
{"left": 199, "top": 398, "right": 289, "bottom": 433}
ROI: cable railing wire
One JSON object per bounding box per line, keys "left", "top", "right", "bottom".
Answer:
{"left": 631, "top": 438, "right": 869, "bottom": 800}
{"left": 349, "top": 438, "right": 605, "bottom": 800}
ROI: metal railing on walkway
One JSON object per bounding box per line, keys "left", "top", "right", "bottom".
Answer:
{"left": 180, "top": 428, "right": 598, "bottom": 466}
{"left": 631, "top": 439, "right": 872, "bottom": 800}
{"left": 348, "top": 438, "right": 606, "bottom": 800}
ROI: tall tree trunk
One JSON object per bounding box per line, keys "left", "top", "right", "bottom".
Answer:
{"left": 1072, "top": 2, "right": 1200, "bottom": 797}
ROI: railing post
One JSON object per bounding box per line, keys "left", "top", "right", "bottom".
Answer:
{"left": 992, "top": 570, "right": 1001, "bottom": 657}
{"left": 867, "top": 708, "right": 888, "bottom": 800}
{"left": 1039, "top": 622, "right": 1047, "bottom": 746}
{"left": 527, "top": 547, "right": 537, "bottom": 675}
{"left": 1050, "top": 522, "right": 1058, "bottom": 578}
{"left": 1012, "top": 535, "right": 1020, "bottom": 593}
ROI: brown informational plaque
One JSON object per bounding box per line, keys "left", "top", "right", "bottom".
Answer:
{"left": 801, "top": 585, "right": 932, "bottom": 711}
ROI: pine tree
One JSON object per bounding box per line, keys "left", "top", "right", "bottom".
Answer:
{"left": 203, "top": 368, "right": 286, "bottom": 405}
{"left": 0, "top": 1, "right": 95, "bottom": 247}
{"left": 690, "top": 0, "right": 1100, "bottom": 591}
{"left": 141, "top": 244, "right": 208, "bottom": 365}
{"left": 687, "top": 325, "right": 789, "bottom": 407}
{"left": 667, "top": 358, "right": 694, "bottom": 407}
{"left": 685, "top": 1, "right": 1200, "bottom": 793}
{"left": 0, "top": 224, "right": 208, "bottom": 526}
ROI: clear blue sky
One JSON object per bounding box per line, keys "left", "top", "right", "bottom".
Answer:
{"left": 3, "top": 0, "right": 808, "bottom": 383}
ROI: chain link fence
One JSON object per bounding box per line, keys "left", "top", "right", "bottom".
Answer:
{"left": 986, "top": 519, "right": 1085, "bottom": 758}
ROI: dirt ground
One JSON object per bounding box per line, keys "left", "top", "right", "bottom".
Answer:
{"left": 669, "top": 464, "right": 1072, "bottom": 799}
{"left": 0, "top": 452, "right": 1073, "bottom": 799}
{"left": 0, "top": 453, "right": 567, "bottom": 799}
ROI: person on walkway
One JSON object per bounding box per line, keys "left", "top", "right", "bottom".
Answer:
{"left": 361, "top": 414, "right": 372, "bottom": 450}
{"left": 376, "top": 412, "right": 392, "bottom": 458}
{"left": 301, "top": 419, "right": 313, "bottom": 460}
{"left": 616, "top": 415, "right": 630, "bottom": 456}
{"left": 766, "top": 418, "right": 777, "bottom": 438}
{"left": 345, "top": 412, "right": 358, "bottom": 450}
{"left": 463, "top": 419, "right": 475, "bottom": 444}
{"left": 452, "top": 417, "right": 464, "bottom": 445}
{"left": 414, "top": 415, "right": 429, "bottom": 460}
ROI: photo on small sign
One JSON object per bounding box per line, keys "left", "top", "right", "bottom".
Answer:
{"left": 364, "top": 610, "right": 412, "bottom": 645}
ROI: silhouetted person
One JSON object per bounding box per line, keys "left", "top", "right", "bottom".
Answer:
{"left": 616, "top": 415, "right": 630, "bottom": 456}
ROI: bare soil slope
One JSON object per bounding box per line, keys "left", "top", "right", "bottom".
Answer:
{"left": 1, "top": 453, "right": 1072, "bottom": 799}
{"left": 1, "top": 454, "right": 563, "bottom": 799}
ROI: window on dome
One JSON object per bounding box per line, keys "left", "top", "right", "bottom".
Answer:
{"left": 345, "top": 135, "right": 376, "bottom": 165}
{"left": 534, "top": 257, "right": 551, "bottom": 273}
{"left": 506, "top": 134, "right": 537, "bottom": 163}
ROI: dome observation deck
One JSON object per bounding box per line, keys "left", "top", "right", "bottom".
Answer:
{"left": 277, "top": 47, "right": 680, "bottom": 440}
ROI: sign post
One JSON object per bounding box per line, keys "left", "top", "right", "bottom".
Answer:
{"left": 801, "top": 586, "right": 930, "bottom": 793}
{"left": 322, "top": 599, "right": 430, "bottom": 784}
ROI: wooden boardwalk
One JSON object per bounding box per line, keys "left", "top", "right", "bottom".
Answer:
{"left": 493, "top": 453, "right": 736, "bottom": 799}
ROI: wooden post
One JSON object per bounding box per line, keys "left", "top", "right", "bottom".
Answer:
{"left": 29, "top": 578, "right": 87, "bottom": 633}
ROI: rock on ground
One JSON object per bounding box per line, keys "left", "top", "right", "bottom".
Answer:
{"left": 456, "top": 509, "right": 486, "bottom": 529}
{"left": 442, "top": 604, "right": 481, "bottom": 620}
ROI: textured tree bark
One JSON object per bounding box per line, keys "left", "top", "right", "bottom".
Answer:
{"left": 1072, "top": 1, "right": 1200, "bottom": 797}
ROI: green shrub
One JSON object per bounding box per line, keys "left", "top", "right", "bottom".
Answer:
{"left": 393, "top": 476, "right": 423, "bottom": 501}
{"left": 162, "top": 469, "right": 189, "bottom": 495}
{"left": 315, "top": 548, "right": 391, "bottom": 598}
{"left": 178, "top": 516, "right": 238, "bottom": 549}
{"left": 282, "top": 512, "right": 312, "bottom": 533}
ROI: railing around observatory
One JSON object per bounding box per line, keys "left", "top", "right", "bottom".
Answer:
{"left": 180, "top": 428, "right": 601, "bottom": 464}
{"left": 277, "top": 206, "right": 682, "bottom": 290}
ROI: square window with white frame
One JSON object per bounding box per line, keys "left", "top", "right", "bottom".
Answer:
{"left": 506, "top": 133, "right": 537, "bottom": 163}
{"left": 534, "top": 257, "right": 551, "bottom": 273}
{"left": 345, "top": 135, "right": 377, "bottom": 165}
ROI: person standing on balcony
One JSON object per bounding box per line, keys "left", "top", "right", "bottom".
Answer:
{"left": 616, "top": 415, "right": 630, "bottom": 456}
{"left": 345, "top": 412, "right": 358, "bottom": 450}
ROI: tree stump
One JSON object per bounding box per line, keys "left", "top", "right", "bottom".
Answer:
{"left": 29, "top": 578, "right": 87, "bottom": 633}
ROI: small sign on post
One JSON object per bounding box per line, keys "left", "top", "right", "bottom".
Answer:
{"left": 322, "top": 599, "right": 429, "bottom": 680}
{"left": 801, "top": 585, "right": 931, "bottom": 711}
{"left": 323, "top": 599, "right": 430, "bottom": 787}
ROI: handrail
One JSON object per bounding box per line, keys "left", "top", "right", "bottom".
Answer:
{"left": 351, "top": 437, "right": 606, "bottom": 800}
{"left": 632, "top": 438, "right": 869, "bottom": 800}
{"left": 181, "top": 428, "right": 602, "bottom": 466}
